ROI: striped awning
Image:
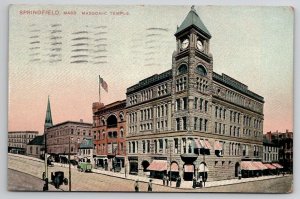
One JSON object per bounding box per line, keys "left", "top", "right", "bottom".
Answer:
{"left": 272, "top": 163, "right": 284, "bottom": 169}
{"left": 184, "top": 164, "right": 194, "bottom": 172}
{"left": 147, "top": 160, "right": 167, "bottom": 171}
{"left": 193, "top": 139, "right": 203, "bottom": 149}
{"left": 170, "top": 162, "right": 179, "bottom": 172}
{"left": 214, "top": 141, "right": 222, "bottom": 151}
{"left": 241, "top": 161, "right": 259, "bottom": 171}
{"left": 252, "top": 161, "right": 268, "bottom": 170}
{"left": 264, "top": 163, "right": 277, "bottom": 170}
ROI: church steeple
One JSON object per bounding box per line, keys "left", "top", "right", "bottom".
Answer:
{"left": 175, "top": 5, "right": 211, "bottom": 38}
{"left": 44, "top": 96, "right": 53, "bottom": 132}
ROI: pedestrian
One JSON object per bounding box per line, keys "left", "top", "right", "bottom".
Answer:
{"left": 166, "top": 175, "right": 169, "bottom": 186}
{"left": 162, "top": 175, "right": 166, "bottom": 186}
{"left": 176, "top": 176, "right": 181, "bottom": 188}
{"left": 148, "top": 179, "right": 153, "bottom": 192}
{"left": 134, "top": 180, "right": 139, "bottom": 192}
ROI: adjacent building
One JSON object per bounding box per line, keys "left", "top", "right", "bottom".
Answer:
{"left": 125, "top": 7, "right": 265, "bottom": 181}
{"left": 92, "top": 100, "right": 127, "bottom": 172}
{"left": 265, "top": 130, "right": 293, "bottom": 173}
{"left": 46, "top": 120, "right": 93, "bottom": 162}
{"left": 8, "top": 131, "right": 39, "bottom": 154}
{"left": 78, "top": 137, "right": 94, "bottom": 164}
{"left": 26, "top": 135, "right": 45, "bottom": 159}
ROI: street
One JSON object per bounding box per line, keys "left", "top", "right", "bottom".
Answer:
{"left": 8, "top": 154, "right": 292, "bottom": 193}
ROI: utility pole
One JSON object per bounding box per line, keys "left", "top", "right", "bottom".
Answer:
{"left": 43, "top": 133, "right": 48, "bottom": 191}
{"left": 169, "top": 142, "right": 172, "bottom": 187}
{"left": 68, "top": 136, "right": 73, "bottom": 192}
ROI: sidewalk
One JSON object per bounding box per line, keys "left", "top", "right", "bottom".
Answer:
{"left": 90, "top": 167, "right": 289, "bottom": 189}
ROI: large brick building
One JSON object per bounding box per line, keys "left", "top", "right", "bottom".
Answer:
{"left": 92, "top": 100, "right": 127, "bottom": 172}
{"left": 46, "top": 120, "right": 92, "bottom": 161}
{"left": 125, "top": 7, "right": 265, "bottom": 181}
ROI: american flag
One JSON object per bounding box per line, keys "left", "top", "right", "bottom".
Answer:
{"left": 99, "top": 75, "right": 108, "bottom": 92}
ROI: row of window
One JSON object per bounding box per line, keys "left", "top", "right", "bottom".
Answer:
{"left": 141, "top": 88, "right": 153, "bottom": 102}
{"left": 194, "top": 117, "right": 209, "bottom": 132}
{"left": 157, "top": 83, "right": 168, "bottom": 97}
{"left": 140, "top": 108, "right": 153, "bottom": 121}
{"left": 194, "top": 97, "right": 209, "bottom": 112}
{"left": 128, "top": 138, "right": 260, "bottom": 158}
{"left": 175, "top": 76, "right": 187, "bottom": 92}
{"left": 8, "top": 134, "right": 36, "bottom": 138}
{"left": 140, "top": 123, "right": 152, "bottom": 131}
{"left": 196, "top": 77, "right": 208, "bottom": 93}
{"left": 129, "top": 95, "right": 138, "bottom": 105}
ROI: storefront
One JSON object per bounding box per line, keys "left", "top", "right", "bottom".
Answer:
{"left": 128, "top": 156, "right": 138, "bottom": 175}
{"left": 147, "top": 159, "right": 168, "bottom": 179}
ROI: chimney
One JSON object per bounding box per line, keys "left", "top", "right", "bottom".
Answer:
{"left": 80, "top": 119, "right": 83, "bottom": 123}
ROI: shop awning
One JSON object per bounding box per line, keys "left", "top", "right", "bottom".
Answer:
{"left": 170, "top": 163, "right": 179, "bottom": 172}
{"left": 264, "top": 163, "right": 277, "bottom": 170}
{"left": 197, "top": 139, "right": 212, "bottom": 150}
{"left": 193, "top": 139, "right": 203, "bottom": 149}
{"left": 241, "top": 161, "right": 259, "bottom": 170}
{"left": 184, "top": 164, "right": 194, "bottom": 172}
{"left": 199, "top": 164, "right": 209, "bottom": 172}
{"left": 252, "top": 161, "right": 268, "bottom": 170}
{"left": 147, "top": 160, "right": 167, "bottom": 171}
{"left": 272, "top": 163, "right": 284, "bottom": 169}
{"left": 214, "top": 141, "right": 222, "bottom": 151}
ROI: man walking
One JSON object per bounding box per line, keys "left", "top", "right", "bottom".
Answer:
{"left": 162, "top": 175, "right": 166, "bottom": 186}
{"left": 134, "top": 180, "right": 139, "bottom": 192}
{"left": 148, "top": 179, "right": 153, "bottom": 192}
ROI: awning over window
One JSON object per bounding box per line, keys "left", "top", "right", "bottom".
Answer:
{"left": 241, "top": 161, "right": 259, "bottom": 170}
{"left": 196, "top": 139, "right": 212, "bottom": 150}
{"left": 170, "top": 163, "right": 179, "bottom": 172}
{"left": 198, "top": 164, "right": 209, "bottom": 172}
{"left": 184, "top": 164, "right": 194, "bottom": 172}
{"left": 193, "top": 139, "right": 203, "bottom": 149}
{"left": 147, "top": 160, "right": 167, "bottom": 171}
{"left": 252, "top": 161, "right": 268, "bottom": 170}
{"left": 272, "top": 163, "right": 284, "bottom": 169}
{"left": 264, "top": 163, "right": 277, "bottom": 170}
{"left": 214, "top": 141, "right": 222, "bottom": 151}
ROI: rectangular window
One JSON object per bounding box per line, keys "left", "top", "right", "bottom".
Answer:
{"left": 183, "top": 97, "right": 188, "bottom": 110}
{"left": 200, "top": 118, "right": 203, "bottom": 131}
{"left": 176, "top": 118, "right": 180, "bottom": 131}
{"left": 204, "top": 119, "right": 208, "bottom": 131}
{"left": 194, "top": 117, "right": 198, "bottom": 130}
{"left": 200, "top": 98, "right": 203, "bottom": 110}
{"left": 194, "top": 97, "right": 198, "bottom": 109}
{"left": 205, "top": 101, "right": 208, "bottom": 112}
{"left": 182, "top": 117, "right": 187, "bottom": 130}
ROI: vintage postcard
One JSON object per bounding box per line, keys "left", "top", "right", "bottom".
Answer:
{"left": 8, "top": 5, "right": 293, "bottom": 192}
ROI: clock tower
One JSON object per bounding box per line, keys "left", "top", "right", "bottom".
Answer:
{"left": 172, "top": 6, "right": 213, "bottom": 134}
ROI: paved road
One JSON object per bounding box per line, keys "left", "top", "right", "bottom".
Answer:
{"left": 8, "top": 169, "right": 60, "bottom": 192}
{"left": 8, "top": 154, "right": 293, "bottom": 193}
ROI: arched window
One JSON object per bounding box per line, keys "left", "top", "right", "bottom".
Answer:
{"left": 177, "top": 64, "right": 188, "bottom": 75}
{"left": 120, "top": 128, "right": 124, "bottom": 137}
{"left": 107, "top": 115, "right": 118, "bottom": 128}
{"left": 196, "top": 65, "right": 207, "bottom": 76}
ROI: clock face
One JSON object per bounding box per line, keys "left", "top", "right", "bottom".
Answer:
{"left": 181, "top": 39, "right": 189, "bottom": 49}
{"left": 197, "top": 40, "right": 203, "bottom": 51}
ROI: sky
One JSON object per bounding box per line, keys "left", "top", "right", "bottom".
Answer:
{"left": 8, "top": 5, "right": 294, "bottom": 134}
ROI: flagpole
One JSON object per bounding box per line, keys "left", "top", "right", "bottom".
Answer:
{"left": 99, "top": 75, "right": 101, "bottom": 103}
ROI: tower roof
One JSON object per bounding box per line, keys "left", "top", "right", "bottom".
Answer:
{"left": 44, "top": 96, "right": 53, "bottom": 130}
{"left": 175, "top": 6, "right": 211, "bottom": 38}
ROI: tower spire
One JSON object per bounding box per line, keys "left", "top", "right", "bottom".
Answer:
{"left": 175, "top": 6, "right": 211, "bottom": 38}
{"left": 44, "top": 96, "right": 53, "bottom": 132}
